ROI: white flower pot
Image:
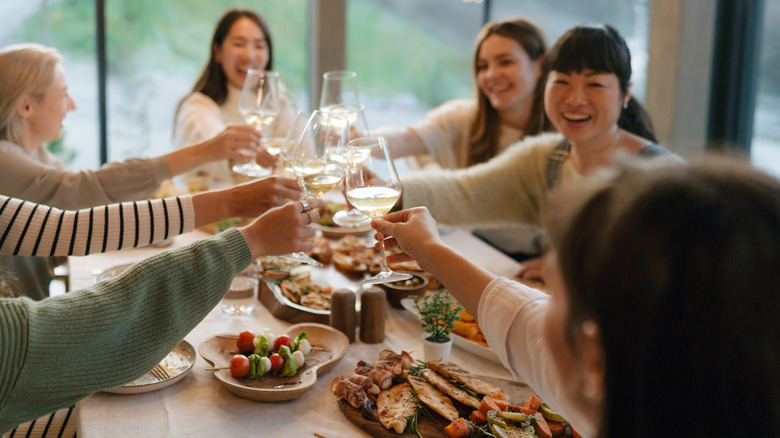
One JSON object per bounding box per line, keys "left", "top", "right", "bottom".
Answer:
{"left": 421, "top": 333, "right": 453, "bottom": 361}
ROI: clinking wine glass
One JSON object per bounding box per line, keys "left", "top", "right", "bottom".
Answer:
{"left": 232, "top": 69, "right": 280, "bottom": 177}
{"left": 344, "top": 136, "right": 412, "bottom": 285}
{"left": 282, "top": 110, "right": 347, "bottom": 266}
{"left": 322, "top": 103, "right": 372, "bottom": 228}
{"left": 279, "top": 111, "right": 310, "bottom": 178}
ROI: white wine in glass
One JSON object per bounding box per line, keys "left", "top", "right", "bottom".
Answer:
{"left": 233, "top": 69, "right": 280, "bottom": 177}
{"left": 345, "top": 137, "right": 412, "bottom": 285}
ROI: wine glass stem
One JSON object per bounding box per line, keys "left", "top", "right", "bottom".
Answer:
{"left": 376, "top": 231, "right": 392, "bottom": 274}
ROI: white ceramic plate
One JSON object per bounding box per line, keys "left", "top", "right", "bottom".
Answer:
{"left": 103, "top": 340, "right": 196, "bottom": 394}
{"left": 198, "top": 323, "right": 349, "bottom": 401}
{"left": 400, "top": 297, "right": 501, "bottom": 364}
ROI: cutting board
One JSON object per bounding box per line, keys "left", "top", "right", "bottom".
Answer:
{"left": 338, "top": 375, "right": 534, "bottom": 437}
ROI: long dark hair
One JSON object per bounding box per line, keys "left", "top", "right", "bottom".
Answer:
{"left": 174, "top": 9, "right": 273, "bottom": 122}
{"left": 538, "top": 24, "right": 657, "bottom": 142}
{"left": 545, "top": 157, "right": 780, "bottom": 437}
{"left": 467, "top": 17, "right": 549, "bottom": 166}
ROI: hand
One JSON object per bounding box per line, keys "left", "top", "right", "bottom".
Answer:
{"left": 514, "top": 256, "right": 546, "bottom": 283}
{"left": 225, "top": 176, "right": 302, "bottom": 218}
{"left": 207, "top": 125, "right": 279, "bottom": 167}
{"left": 370, "top": 207, "right": 443, "bottom": 271}
{"left": 239, "top": 199, "right": 325, "bottom": 259}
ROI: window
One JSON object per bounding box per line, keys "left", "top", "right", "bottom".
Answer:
{"left": 346, "top": 0, "right": 485, "bottom": 128}
{"left": 751, "top": 0, "right": 780, "bottom": 177}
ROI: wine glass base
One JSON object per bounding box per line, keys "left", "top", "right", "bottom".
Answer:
{"left": 232, "top": 163, "right": 271, "bottom": 178}
{"left": 281, "top": 252, "right": 323, "bottom": 267}
{"left": 362, "top": 270, "right": 413, "bottom": 286}
{"left": 332, "top": 210, "right": 372, "bottom": 227}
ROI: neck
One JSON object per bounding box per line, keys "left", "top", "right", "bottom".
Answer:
{"left": 569, "top": 128, "right": 623, "bottom": 176}
{"left": 16, "top": 129, "right": 43, "bottom": 153}
{"left": 497, "top": 101, "right": 532, "bottom": 131}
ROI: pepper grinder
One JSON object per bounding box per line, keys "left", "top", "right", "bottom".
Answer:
{"left": 359, "top": 286, "right": 386, "bottom": 343}
{"left": 329, "top": 288, "right": 356, "bottom": 342}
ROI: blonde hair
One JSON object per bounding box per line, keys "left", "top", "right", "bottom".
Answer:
{"left": 0, "top": 43, "right": 62, "bottom": 144}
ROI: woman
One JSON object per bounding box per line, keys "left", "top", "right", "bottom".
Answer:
{"left": 0, "top": 42, "right": 301, "bottom": 298}
{"left": 373, "top": 157, "right": 780, "bottom": 437}
{"left": 174, "top": 8, "right": 294, "bottom": 185}
{"left": 0, "top": 198, "right": 323, "bottom": 433}
{"left": 400, "top": 24, "right": 675, "bottom": 281}
{"left": 375, "top": 17, "right": 549, "bottom": 170}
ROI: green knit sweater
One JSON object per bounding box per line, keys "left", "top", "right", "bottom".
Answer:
{"left": 0, "top": 228, "right": 251, "bottom": 433}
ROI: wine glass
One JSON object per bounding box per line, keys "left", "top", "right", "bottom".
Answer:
{"left": 344, "top": 137, "right": 412, "bottom": 285}
{"left": 232, "top": 69, "right": 280, "bottom": 177}
{"left": 322, "top": 103, "right": 372, "bottom": 228}
{"left": 279, "top": 111, "right": 310, "bottom": 178}
{"left": 319, "top": 70, "right": 360, "bottom": 108}
{"left": 283, "top": 110, "right": 347, "bottom": 266}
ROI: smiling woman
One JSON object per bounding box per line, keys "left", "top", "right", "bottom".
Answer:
{"left": 173, "top": 8, "right": 296, "bottom": 187}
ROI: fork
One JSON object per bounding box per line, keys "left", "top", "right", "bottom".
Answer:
{"left": 148, "top": 363, "right": 174, "bottom": 381}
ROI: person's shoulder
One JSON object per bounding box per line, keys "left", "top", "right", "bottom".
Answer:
{"left": 427, "top": 99, "right": 477, "bottom": 119}
{"left": 180, "top": 91, "right": 219, "bottom": 110}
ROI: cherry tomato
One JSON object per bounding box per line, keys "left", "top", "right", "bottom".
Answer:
{"left": 274, "top": 334, "right": 291, "bottom": 351}
{"left": 236, "top": 330, "right": 255, "bottom": 354}
{"left": 229, "top": 354, "right": 250, "bottom": 378}
{"left": 269, "top": 353, "right": 284, "bottom": 372}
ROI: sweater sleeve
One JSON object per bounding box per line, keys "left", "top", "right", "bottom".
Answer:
{"left": 172, "top": 92, "right": 233, "bottom": 184}
{"left": 0, "top": 195, "right": 195, "bottom": 256}
{"left": 0, "top": 228, "right": 251, "bottom": 431}
{"left": 401, "top": 133, "right": 563, "bottom": 229}
{"left": 478, "top": 278, "right": 596, "bottom": 438}
{"left": 0, "top": 141, "right": 171, "bottom": 210}
{"left": 409, "top": 99, "right": 475, "bottom": 169}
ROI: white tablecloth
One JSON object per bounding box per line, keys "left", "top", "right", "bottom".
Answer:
{"left": 71, "top": 228, "right": 521, "bottom": 437}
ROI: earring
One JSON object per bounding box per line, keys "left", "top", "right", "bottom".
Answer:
{"left": 623, "top": 100, "right": 629, "bottom": 109}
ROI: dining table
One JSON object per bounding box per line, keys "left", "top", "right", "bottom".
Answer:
{"left": 69, "top": 222, "right": 524, "bottom": 437}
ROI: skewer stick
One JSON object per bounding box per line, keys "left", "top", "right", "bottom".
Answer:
{"left": 205, "top": 366, "right": 230, "bottom": 371}
{"left": 216, "top": 334, "right": 238, "bottom": 340}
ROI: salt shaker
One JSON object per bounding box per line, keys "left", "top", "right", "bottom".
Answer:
{"left": 330, "top": 288, "right": 356, "bottom": 343}
{"left": 359, "top": 286, "right": 386, "bottom": 343}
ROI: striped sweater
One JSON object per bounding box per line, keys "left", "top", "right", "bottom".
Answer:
{"left": 0, "top": 195, "right": 195, "bottom": 257}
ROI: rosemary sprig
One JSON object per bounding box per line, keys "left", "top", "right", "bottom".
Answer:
{"left": 448, "top": 378, "right": 480, "bottom": 398}
{"left": 404, "top": 387, "right": 432, "bottom": 438}
{"left": 407, "top": 360, "right": 427, "bottom": 377}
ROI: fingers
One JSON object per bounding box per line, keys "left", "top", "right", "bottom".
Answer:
{"left": 255, "top": 147, "right": 280, "bottom": 168}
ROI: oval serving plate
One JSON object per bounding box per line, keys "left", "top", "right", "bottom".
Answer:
{"left": 400, "top": 297, "right": 501, "bottom": 364}
{"left": 198, "top": 323, "right": 348, "bottom": 402}
{"left": 103, "top": 340, "right": 196, "bottom": 394}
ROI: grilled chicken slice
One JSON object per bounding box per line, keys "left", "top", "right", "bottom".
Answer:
{"left": 407, "top": 375, "right": 459, "bottom": 422}
{"left": 421, "top": 368, "right": 480, "bottom": 409}
{"left": 427, "top": 361, "right": 503, "bottom": 397}
{"left": 377, "top": 382, "right": 417, "bottom": 434}
{"left": 331, "top": 376, "right": 367, "bottom": 409}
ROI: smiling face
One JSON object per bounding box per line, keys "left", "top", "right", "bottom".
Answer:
{"left": 215, "top": 16, "right": 270, "bottom": 90}
{"left": 475, "top": 34, "right": 542, "bottom": 124}
{"left": 544, "top": 69, "right": 629, "bottom": 147}
{"left": 22, "top": 64, "right": 76, "bottom": 149}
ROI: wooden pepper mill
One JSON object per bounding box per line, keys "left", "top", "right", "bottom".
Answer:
{"left": 329, "top": 288, "right": 356, "bottom": 343}
{"left": 359, "top": 286, "right": 386, "bottom": 343}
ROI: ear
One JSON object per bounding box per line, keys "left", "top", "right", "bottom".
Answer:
{"left": 534, "top": 54, "right": 545, "bottom": 76}
{"left": 578, "top": 321, "right": 605, "bottom": 403}
{"left": 16, "top": 94, "right": 34, "bottom": 119}
{"left": 623, "top": 82, "right": 633, "bottom": 108}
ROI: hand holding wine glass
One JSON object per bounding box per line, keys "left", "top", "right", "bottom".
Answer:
{"left": 344, "top": 137, "right": 412, "bottom": 285}
{"left": 233, "top": 69, "right": 280, "bottom": 177}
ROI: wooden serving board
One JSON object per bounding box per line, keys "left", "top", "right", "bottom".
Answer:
{"left": 339, "top": 375, "right": 534, "bottom": 438}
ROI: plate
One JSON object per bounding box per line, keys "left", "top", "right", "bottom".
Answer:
{"left": 103, "top": 340, "right": 196, "bottom": 394}
{"left": 311, "top": 222, "right": 373, "bottom": 237}
{"left": 198, "top": 323, "right": 349, "bottom": 401}
{"left": 400, "top": 297, "right": 501, "bottom": 364}
{"left": 95, "top": 263, "right": 133, "bottom": 282}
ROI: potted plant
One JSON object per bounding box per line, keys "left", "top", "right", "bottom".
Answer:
{"left": 413, "top": 289, "right": 463, "bottom": 361}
